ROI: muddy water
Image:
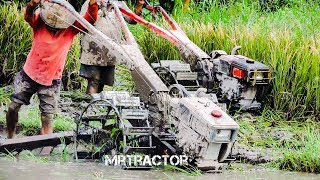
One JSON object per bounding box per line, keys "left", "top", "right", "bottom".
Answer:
{"left": 0, "top": 160, "right": 319, "bottom": 180}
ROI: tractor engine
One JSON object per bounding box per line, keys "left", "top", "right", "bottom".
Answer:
{"left": 209, "top": 49, "right": 272, "bottom": 111}
{"left": 170, "top": 97, "right": 239, "bottom": 170}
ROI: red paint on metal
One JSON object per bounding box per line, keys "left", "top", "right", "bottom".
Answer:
{"left": 232, "top": 67, "right": 245, "bottom": 79}
{"left": 211, "top": 110, "right": 222, "bottom": 118}
{"left": 118, "top": 7, "right": 180, "bottom": 46}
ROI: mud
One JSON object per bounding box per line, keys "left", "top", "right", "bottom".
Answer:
{"left": 232, "top": 143, "right": 277, "bottom": 164}
{"left": 1, "top": 93, "right": 282, "bottom": 164}
{"left": 0, "top": 160, "right": 319, "bottom": 180}
{"left": 58, "top": 96, "right": 86, "bottom": 119}
{"left": 1, "top": 92, "right": 320, "bottom": 178}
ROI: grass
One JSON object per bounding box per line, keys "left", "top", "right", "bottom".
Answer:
{"left": 236, "top": 109, "right": 320, "bottom": 149}
{"left": 0, "top": 103, "right": 75, "bottom": 136}
{"left": 235, "top": 108, "right": 320, "bottom": 173}
{"left": 55, "top": 137, "right": 73, "bottom": 162}
{"left": 0, "top": 86, "right": 12, "bottom": 106}
{"left": 275, "top": 127, "right": 320, "bottom": 173}
{"left": 0, "top": 0, "right": 320, "bottom": 173}
{"left": 0, "top": 2, "right": 85, "bottom": 91}
{"left": 162, "top": 165, "right": 202, "bottom": 176}
{"left": 132, "top": 0, "right": 320, "bottom": 118}
{"left": 1, "top": 1, "right": 319, "bottom": 117}
{"left": 0, "top": 2, "right": 31, "bottom": 81}
{"left": 19, "top": 150, "right": 50, "bottom": 163}
{"left": 0, "top": 151, "right": 17, "bottom": 162}
{"left": 0, "top": 145, "right": 74, "bottom": 164}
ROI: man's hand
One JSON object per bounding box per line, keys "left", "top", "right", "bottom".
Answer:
{"left": 89, "top": 0, "right": 96, "bottom": 5}
{"left": 30, "top": 0, "right": 41, "bottom": 6}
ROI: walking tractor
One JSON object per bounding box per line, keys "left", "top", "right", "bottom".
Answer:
{"left": 122, "top": 2, "right": 272, "bottom": 111}
{"left": 0, "top": 0, "right": 271, "bottom": 171}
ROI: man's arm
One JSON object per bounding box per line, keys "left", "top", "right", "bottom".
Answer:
{"left": 72, "top": 0, "right": 98, "bottom": 34}
{"left": 24, "top": 0, "right": 41, "bottom": 29}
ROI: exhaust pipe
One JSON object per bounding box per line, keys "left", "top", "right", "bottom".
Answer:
{"left": 231, "top": 46, "right": 242, "bottom": 55}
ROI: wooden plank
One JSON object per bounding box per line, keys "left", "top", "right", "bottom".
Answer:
{"left": 0, "top": 131, "right": 75, "bottom": 153}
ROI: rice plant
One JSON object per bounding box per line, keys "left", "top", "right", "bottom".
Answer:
{"left": 133, "top": 0, "right": 320, "bottom": 118}
{"left": 0, "top": 2, "right": 31, "bottom": 84}
{"left": 276, "top": 126, "right": 320, "bottom": 173}
{"left": 0, "top": 1, "right": 320, "bottom": 117}
{"left": 1, "top": 0, "right": 320, "bottom": 173}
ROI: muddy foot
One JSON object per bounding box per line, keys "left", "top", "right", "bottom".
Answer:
{"left": 40, "top": 146, "right": 53, "bottom": 156}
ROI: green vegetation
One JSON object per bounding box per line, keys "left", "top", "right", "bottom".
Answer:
{"left": 0, "top": 2, "right": 31, "bottom": 84}
{"left": 132, "top": 3, "right": 320, "bottom": 172}
{"left": 134, "top": 0, "right": 320, "bottom": 118}
{"left": 0, "top": 86, "right": 11, "bottom": 106}
{"left": 162, "top": 165, "right": 202, "bottom": 176}
{"left": 1, "top": 1, "right": 319, "bottom": 117}
{"left": 0, "top": 104, "right": 75, "bottom": 136}
{"left": 63, "top": 36, "right": 85, "bottom": 91}
{"left": 0, "top": 142, "right": 74, "bottom": 163}
{"left": 276, "top": 127, "right": 320, "bottom": 173}
{"left": 236, "top": 109, "right": 320, "bottom": 173}
{"left": 0, "top": 0, "right": 320, "bottom": 173}
{"left": 236, "top": 109, "right": 320, "bottom": 148}
{"left": 0, "top": 2, "right": 85, "bottom": 90}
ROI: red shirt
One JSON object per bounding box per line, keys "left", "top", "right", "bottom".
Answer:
{"left": 23, "top": 2, "right": 98, "bottom": 86}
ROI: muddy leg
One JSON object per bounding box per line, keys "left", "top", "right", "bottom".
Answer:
{"left": 98, "top": 65, "right": 114, "bottom": 93}
{"left": 40, "top": 114, "right": 54, "bottom": 155}
{"left": 37, "top": 79, "right": 61, "bottom": 155}
{"left": 86, "top": 79, "right": 100, "bottom": 94}
{"left": 97, "top": 83, "right": 104, "bottom": 93}
{"left": 40, "top": 113, "right": 54, "bottom": 135}
{"left": 6, "top": 102, "right": 22, "bottom": 139}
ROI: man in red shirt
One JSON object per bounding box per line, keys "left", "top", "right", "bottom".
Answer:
{"left": 6, "top": 0, "right": 98, "bottom": 139}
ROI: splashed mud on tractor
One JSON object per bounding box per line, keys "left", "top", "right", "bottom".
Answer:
{"left": 0, "top": 0, "right": 272, "bottom": 172}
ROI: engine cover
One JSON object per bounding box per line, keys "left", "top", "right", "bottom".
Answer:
{"left": 170, "top": 97, "right": 239, "bottom": 169}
